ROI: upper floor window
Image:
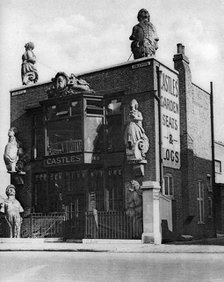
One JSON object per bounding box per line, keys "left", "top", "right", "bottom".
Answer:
{"left": 163, "top": 174, "right": 174, "bottom": 197}
{"left": 197, "top": 180, "right": 204, "bottom": 224}
{"left": 215, "top": 160, "right": 222, "bottom": 174}
{"left": 86, "top": 99, "right": 103, "bottom": 116}
{"left": 33, "top": 111, "right": 44, "bottom": 159}
{"left": 105, "top": 97, "right": 124, "bottom": 152}
{"left": 45, "top": 100, "right": 82, "bottom": 156}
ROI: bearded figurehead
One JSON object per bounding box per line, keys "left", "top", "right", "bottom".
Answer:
{"left": 129, "top": 8, "right": 159, "bottom": 59}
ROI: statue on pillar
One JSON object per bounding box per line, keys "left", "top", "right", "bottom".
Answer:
{"left": 0, "top": 185, "right": 24, "bottom": 238}
{"left": 129, "top": 8, "right": 159, "bottom": 59}
{"left": 126, "top": 180, "right": 143, "bottom": 238}
{"left": 21, "top": 42, "right": 38, "bottom": 85}
{"left": 4, "top": 127, "right": 26, "bottom": 175}
{"left": 124, "top": 99, "right": 149, "bottom": 163}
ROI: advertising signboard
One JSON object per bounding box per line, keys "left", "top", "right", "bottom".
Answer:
{"left": 160, "top": 66, "right": 180, "bottom": 169}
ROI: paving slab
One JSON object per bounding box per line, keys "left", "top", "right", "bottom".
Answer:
{"left": 1, "top": 238, "right": 224, "bottom": 253}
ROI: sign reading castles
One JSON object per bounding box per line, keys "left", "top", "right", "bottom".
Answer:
{"left": 160, "top": 66, "right": 180, "bottom": 169}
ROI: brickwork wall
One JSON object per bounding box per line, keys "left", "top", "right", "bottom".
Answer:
{"left": 10, "top": 83, "right": 50, "bottom": 209}
{"left": 174, "top": 51, "right": 215, "bottom": 238}
{"left": 163, "top": 167, "right": 183, "bottom": 236}
{"left": 215, "top": 142, "right": 224, "bottom": 183}
{"left": 189, "top": 84, "right": 212, "bottom": 160}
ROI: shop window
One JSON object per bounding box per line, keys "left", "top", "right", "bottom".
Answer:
{"left": 48, "top": 172, "right": 63, "bottom": 212}
{"left": 106, "top": 168, "right": 123, "bottom": 211}
{"left": 163, "top": 174, "right": 174, "bottom": 197}
{"left": 197, "top": 181, "right": 205, "bottom": 224}
{"left": 215, "top": 160, "right": 222, "bottom": 174}
{"left": 89, "top": 170, "right": 104, "bottom": 211}
{"left": 33, "top": 173, "right": 47, "bottom": 212}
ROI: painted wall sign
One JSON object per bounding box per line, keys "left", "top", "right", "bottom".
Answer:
{"left": 44, "top": 154, "right": 82, "bottom": 167}
{"left": 132, "top": 61, "right": 150, "bottom": 69}
{"left": 11, "top": 89, "right": 26, "bottom": 96}
{"left": 160, "top": 66, "right": 180, "bottom": 169}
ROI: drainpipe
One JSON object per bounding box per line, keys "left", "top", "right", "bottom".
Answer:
{"left": 156, "top": 67, "right": 163, "bottom": 189}
{"left": 210, "top": 81, "right": 216, "bottom": 235}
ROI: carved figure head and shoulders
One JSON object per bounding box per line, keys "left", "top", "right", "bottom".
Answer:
{"left": 22, "top": 42, "right": 36, "bottom": 64}
{"left": 129, "top": 8, "right": 159, "bottom": 59}
{"left": 48, "top": 72, "right": 93, "bottom": 98}
{"left": 1, "top": 185, "right": 24, "bottom": 214}
{"left": 21, "top": 41, "right": 38, "bottom": 85}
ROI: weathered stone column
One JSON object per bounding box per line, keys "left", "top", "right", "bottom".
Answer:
{"left": 141, "top": 181, "right": 161, "bottom": 244}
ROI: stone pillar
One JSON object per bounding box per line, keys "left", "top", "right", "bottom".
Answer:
{"left": 141, "top": 181, "right": 161, "bottom": 244}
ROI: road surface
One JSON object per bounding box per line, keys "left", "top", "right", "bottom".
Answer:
{"left": 0, "top": 251, "right": 223, "bottom": 282}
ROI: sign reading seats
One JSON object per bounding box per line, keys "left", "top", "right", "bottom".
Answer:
{"left": 160, "top": 66, "right": 180, "bottom": 169}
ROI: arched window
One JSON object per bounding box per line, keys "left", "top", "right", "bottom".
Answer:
{"left": 163, "top": 174, "right": 174, "bottom": 197}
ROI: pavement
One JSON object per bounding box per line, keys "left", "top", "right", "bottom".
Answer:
{"left": 1, "top": 237, "right": 224, "bottom": 253}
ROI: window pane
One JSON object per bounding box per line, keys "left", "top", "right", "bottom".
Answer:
{"left": 71, "top": 101, "right": 81, "bottom": 115}
{"left": 164, "top": 177, "right": 169, "bottom": 195}
{"left": 47, "top": 118, "right": 82, "bottom": 155}
{"left": 215, "top": 160, "right": 222, "bottom": 173}
{"left": 169, "top": 176, "right": 173, "bottom": 196}
{"left": 86, "top": 99, "right": 103, "bottom": 115}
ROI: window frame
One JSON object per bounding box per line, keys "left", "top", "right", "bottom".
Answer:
{"left": 197, "top": 180, "right": 205, "bottom": 224}
{"left": 215, "top": 160, "right": 222, "bottom": 174}
{"left": 163, "top": 174, "right": 174, "bottom": 198}
{"left": 208, "top": 196, "right": 213, "bottom": 218}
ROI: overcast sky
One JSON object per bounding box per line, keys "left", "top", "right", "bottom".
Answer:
{"left": 0, "top": 0, "right": 223, "bottom": 188}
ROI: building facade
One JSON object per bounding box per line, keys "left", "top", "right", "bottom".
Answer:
{"left": 214, "top": 141, "right": 224, "bottom": 232}
{"left": 9, "top": 44, "right": 216, "bottom": 240}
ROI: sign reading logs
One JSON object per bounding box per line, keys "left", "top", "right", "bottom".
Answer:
{"left": 160, "top": 66, "right": 180, "bottom": 169}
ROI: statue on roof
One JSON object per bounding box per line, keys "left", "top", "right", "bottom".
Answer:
{"left": 47, "top": 72, "right": 94, "bottom": 98}
{"left": 21, "top": 42, "right": 38, "bottom": 85}
{"left": 129, "top": 8, "right": 159, "bottom": 59}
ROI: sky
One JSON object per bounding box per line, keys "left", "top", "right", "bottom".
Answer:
{"left": 0, "top": 0, "right": 224, "bottom": 191}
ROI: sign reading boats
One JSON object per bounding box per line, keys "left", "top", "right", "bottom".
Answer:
{"left": 160, "top": 66, "right": 180, "bottom": 169}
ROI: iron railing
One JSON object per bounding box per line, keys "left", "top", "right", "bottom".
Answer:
{"left": 85, "top": 210, "right": 142, "bottom": 239}
{"left": 0, "top": 210, "right": 143, "bottom": 239}
{"left": 21, "top": 213, "right": 65, "bottom": 238}
{"left": 48, "top": 139, "right": 83, "bottom": 155}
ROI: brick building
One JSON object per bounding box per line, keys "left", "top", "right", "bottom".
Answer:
{"left": 214, "top": 141, "right": 224, "bottom": 232}
{"left": 9, "top": 44, "right": 216, "bottom": 240}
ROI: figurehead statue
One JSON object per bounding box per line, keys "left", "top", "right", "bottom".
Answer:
{"left": 129, "top": 8, "right": 159, "bottom": 59}
{"left": 126, "top": 180, "right": 143, "bottom": 238}
{"left": 21, "top": 42, "right": 38, "bottom": 85}
{"left": 0, "top": 185, "right": 24, "bottom": 238}
{"left": 124, "top": 99, "right": 149, "bottom": 162}
{"left": 47, "top": 72, "right": 93, "bottom": 98}
{"left": 4, "top": 127, "right": 25, "bottom": 174}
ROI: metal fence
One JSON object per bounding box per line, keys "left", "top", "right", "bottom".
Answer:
{"left": 0, "top": 210, "right": 142, "bottom": 239}
{"left": 21, "top": 213, "right": 65, "bottom": 238}
{"left": 85, "top": 210, "right": 142, "bottom": 239}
